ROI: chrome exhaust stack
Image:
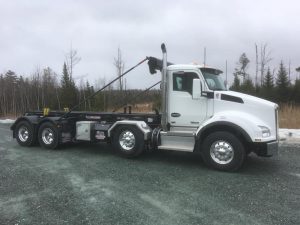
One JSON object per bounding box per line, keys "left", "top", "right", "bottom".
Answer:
{"left": 161, "top": 43, "right": 168, "bottom": 131}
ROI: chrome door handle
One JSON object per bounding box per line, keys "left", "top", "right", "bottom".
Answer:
{"left": 171, "top": 113, "right": 181, "bottom": 117}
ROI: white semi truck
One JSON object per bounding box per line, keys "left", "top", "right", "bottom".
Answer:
{"left": 11, "top": 44, "right": 279, "bottom": 171}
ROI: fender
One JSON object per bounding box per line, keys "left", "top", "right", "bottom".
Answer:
{"left": 37, "top": 116, "right": 62, "bottom": 126}
{"left": 196, "top": 111, "right": 271, "bottom": 142}
{"left": 36, "top": 117, "right": 67, "bottom": 135}
{"left": 11, "top": 116, "right": 62, "bottom": 138}
{"left": 10, "top": 115, "right": 39, "bottom": 131}
{"left": 196, "top": 121, "right": 252, "bottom": 142}
{"left": 108, "top": 120, "right": 152, "bottom": 140}
{"left": 11, "top": 116, "right": 40, "bottom": 138}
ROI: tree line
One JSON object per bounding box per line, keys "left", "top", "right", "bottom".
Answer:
{"left": 0, "top": 48, "right": 160, "bottom": 117}
{"left": 1, "top": 45, "right": 300, "bottom": 118}
{"left": 230, "top": 44, "right": 300, "bottom": 104}
{"left": 0, "top": 66, "right": 160, "bottom": 117}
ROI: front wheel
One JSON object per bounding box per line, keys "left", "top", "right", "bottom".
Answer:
{"left": 112, "top": 126, "right": 144, "bottom": 158}
{"left": 38, "top": 122, "right": 60, "bottom": 149}
{"left": 201, "top": 131, "right": 246, "bottom": 172}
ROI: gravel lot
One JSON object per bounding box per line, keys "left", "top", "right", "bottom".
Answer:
{"left": 0, "top": 123, "right": 299, "bottom": 225}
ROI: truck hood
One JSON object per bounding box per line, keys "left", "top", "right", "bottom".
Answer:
{"left": 210, "top": 90, "right": 278, "bottom": 140}
{"left": 216, "top": 91, "right": 278, "bottom": 109}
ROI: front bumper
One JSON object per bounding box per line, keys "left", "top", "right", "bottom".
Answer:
{"left": 266, "top": 141, "right": 279, "bottom": 156}
{"left": 253, "top": 141, "right": 279, "bottom": 157}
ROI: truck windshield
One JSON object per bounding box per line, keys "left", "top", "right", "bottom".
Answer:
{"left": 200, "top": 68, "right": 227, "bottom": 91}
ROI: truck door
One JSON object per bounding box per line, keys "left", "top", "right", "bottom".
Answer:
{"left": 168, "top": 70, "right": 208, "bottom": 131}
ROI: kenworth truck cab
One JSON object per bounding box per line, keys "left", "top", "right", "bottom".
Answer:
{"left": 11, "top": 44, "right": 279, "bottom": 171}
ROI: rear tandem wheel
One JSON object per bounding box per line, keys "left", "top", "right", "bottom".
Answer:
{"left": 38, "top": 122, "right": 60, "bottom": 149}
{"left": 15, "top": 120, "right": 36, "bottom": 146}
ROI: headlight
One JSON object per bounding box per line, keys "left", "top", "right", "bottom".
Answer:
{"left": 258, "top": 126, "right": 271, "bottom": 138}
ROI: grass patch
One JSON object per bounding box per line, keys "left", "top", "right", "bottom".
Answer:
{"left": 279, "top": 104, "right": 300, "bottom": 129}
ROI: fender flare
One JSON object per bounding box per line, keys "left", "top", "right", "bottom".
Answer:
{"left": 108, "top": 120, "right": 152, "bottom": 140}
{"left": 37, "top": 117, "right": 61, "bottom": 125}
{"left": 10, "top": 116, "right": 39, "bottom": 130}
{"left": 11, "top": 116, "right": 62, "bottom": 138}
{"left": 196, "top": 121, "right": 252, "bottom": 142}
{"left": 11, "top": 116, "right": 40, "bottom": 138}
{"left": 36, "top": 117, "right": 64, "bottom": 134}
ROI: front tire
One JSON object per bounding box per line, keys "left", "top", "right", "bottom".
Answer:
{"left": 112, "top": 126, "right": 144, "bottom": 158}
{"left": 15, "top": 121, "right": 36, "bottom": 146}
{"left": 201, "top": 131, "right": 246, "bottom": 171}
{"left": 38, "top": 122, "right": 60, "bottom": 149}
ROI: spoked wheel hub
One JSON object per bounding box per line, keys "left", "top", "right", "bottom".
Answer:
{"left": 210, "top": 140, "right": 234, "bottom": 164}
{"left": 41, "top": 128, "right": 54, "bottom": 145}
{"left": 119, "top": 130, "right": 136, "bottom": 151}
{"left": 18, "top": 126, "right": 29, "bottom": 142}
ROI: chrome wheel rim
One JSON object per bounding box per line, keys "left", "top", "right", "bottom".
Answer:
{"left": 119, "top": 131, "right": 135, "bottom": 151}
{"left": 18, "top": 126, "right": 29, "bottom": 142}
{"left": 210, "top": 140, "right": 234, "bottom": 164}
{"left": 42, "top": 128, "right": 54, "bottom": 145}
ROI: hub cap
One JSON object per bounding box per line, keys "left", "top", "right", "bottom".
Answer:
{"left": 42, "top": 128, "right": 54, "bottom": 145}
{"left": 18, "top": 126, "right": 29, "bottom": 142}
{"left": 119, "top": 131, "right": 136, "bottom": 151}
{"left": 210, "top": 140, "right": 234, "bottom": 164}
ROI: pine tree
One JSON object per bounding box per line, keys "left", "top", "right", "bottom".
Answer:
{"left": 296, "top": 67, "right": 300, "bottom": 80}
{"left": 239, "top": 53, "right": 250, "bottom": 80}
{"left": 231, "top": 53, "right": 250, "bottom": 91}
{"left": 60, "top": 62, "right": 78, "bottom": 108}
{"left": 291, "top": 79, "right": 300, "bottom": 104}
{"left": 260, "top": 67, "right": 274, "bottom": 101}
{"left": 61, "top": 63, "right": 70, "bottom": 89}
{"left": 263, "top": 67, "right": 274, "bottom": 88}
{"left": 276, "top": 61, "right": 290, "bottom": 102}
{"left": 240, "top": 78, "right": 255, "bottom": 95}
{"left": 230, "top": 72, "right": 240, "bottom": 91}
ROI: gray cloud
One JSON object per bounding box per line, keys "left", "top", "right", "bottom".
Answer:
{"left": 0, "top": 0, "right": 299, "bottom": 88}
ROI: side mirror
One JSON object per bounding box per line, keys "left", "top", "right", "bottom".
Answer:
{"left": 192, "top": 79, "right": 202, "bottom": 99}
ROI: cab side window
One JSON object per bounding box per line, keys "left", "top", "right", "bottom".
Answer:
{"left": 173, "top": 72, "right": 198, "bottom": 95}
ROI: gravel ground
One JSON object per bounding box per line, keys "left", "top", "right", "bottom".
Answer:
{"left": 0, "top": 123, "right": 299, "bottom": 225}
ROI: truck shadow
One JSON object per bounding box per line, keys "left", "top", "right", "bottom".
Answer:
{"left": 61, "top": 142, "right": 281, "bottom": 174}
{"left": 240, "top": 154, "right": 281, "bottom": 174}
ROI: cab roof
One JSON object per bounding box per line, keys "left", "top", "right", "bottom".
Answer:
{"left": 168, "top": 64, "right": 223, "bottom": 74}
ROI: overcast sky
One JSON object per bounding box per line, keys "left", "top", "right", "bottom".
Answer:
{"left": 0, "top": 0, "right": 299, "bottom": 88}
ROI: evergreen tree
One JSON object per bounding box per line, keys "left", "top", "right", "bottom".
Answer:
{"left": 296, "top": 67, "right": 300, "bottom": 80}
{"left": 85, "top": 81, "right": 94, "bottom": 110}
{"left": 260, "top": 67, "right": 275, "bottom": 101}
{"left": 275, "top": 61, "right": 290, "bottom": 102}
{"left": 263, "top": 67, "right": 274, "bottom": 88}
{"left": 61, "top": 63, "right": 70, "bottom": 88}
{"left": 60, "top": 62, "right": 78, "bottom": 108}
{"left": 240, "top": 78, "right": 255, "bottom": 95}
{"left": 239, "top": 53, "right": 250, "bottom": 80}
{"left": 230, "top": 71, "right": 240, "bottom": 91}
{"left": 291, "top": 79, "right": 300, "bottom": 104}
{"left": 231, "top": 53, "right": 250, "bottom": 91}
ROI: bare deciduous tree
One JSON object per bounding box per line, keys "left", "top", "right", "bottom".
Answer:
{"left": 114, "top": 47, "right": 125, "bottom": 91}
{"left": 259, "top": 43, "right": 272, "bottom": 86}
{"left": 255, "top": 43, "right": 259, "bottom": 87}
{"left": 65, "top": 46, "right": 81, "bottom": 79}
